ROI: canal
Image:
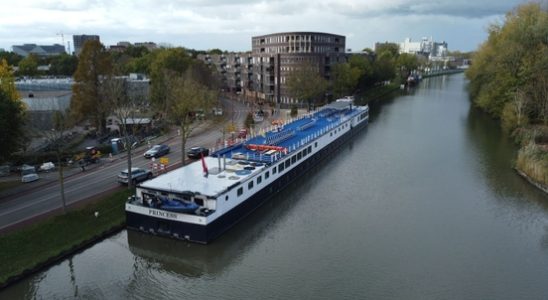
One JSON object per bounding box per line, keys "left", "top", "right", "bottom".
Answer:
{"left": 2, "top": 73, "right": 548, "bottom": 299}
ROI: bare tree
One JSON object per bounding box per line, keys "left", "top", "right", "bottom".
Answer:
{"left": 512, "top": 88, "right": 529, "bottom": 127}
{"left": 101, "top": 76, "right": 148, "bottom": 189}
{"left": 34, "top": 103, "right": 72, "bottom": 213}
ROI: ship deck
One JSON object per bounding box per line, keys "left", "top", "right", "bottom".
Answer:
{"left": 212, "top": 102, "right": 358, "bottom": 164}
{"left": 138, "top": 100, "right": 363, "bottom": 197}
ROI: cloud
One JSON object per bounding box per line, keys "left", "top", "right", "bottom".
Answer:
{"left": 321, "top": 0, "right": 521, "bottom": 18}
{"left": 0, "top": 0, "right": 526, "bottom": 52}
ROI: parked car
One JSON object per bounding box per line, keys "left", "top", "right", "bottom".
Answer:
{"left": 212, "top": 107, "right": 223, "bottom": 116}
{"left": 144, "top": 144, "right": 170, "bottom": 158}
{"left": 20, "top": 164, "right": 36, "bottom": 176}
{"left": 117, "top": 167, "right": 153, "bottom": 185}
{"left": 187, "top": 147, "right": 209, "bottom": 159}
{"left": 39, "top": 162, "right": 55, "bottom": 172}
{"left": 22, "top": 173, "right": 39, "bottom": 183}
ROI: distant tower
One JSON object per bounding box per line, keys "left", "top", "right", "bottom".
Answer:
{"left": 73, "top": 34, "right": 100, "bottom": 56}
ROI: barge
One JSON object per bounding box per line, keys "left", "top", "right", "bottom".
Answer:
{"left": 126, "top": 97, "right": 369, "bottom": 244}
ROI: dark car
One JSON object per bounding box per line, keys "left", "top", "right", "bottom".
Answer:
{"left": 187, "top": 146, "right": 209, "bottom": 159}
{"left": 144, "top": 144, "right": 170, "bottom": 158}
{"left": 117, "top": 167, "right": 153, "bottom": 185}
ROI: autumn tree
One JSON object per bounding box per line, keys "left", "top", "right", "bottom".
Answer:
{"left": 286, "top": 61, "right": 327, "bottom": 110}
{"left": 71, "top": 40, "right": 112, "bottom": 134}
{"left": 0, "top": 59, "right": 25, "bottom": 163}
{"left": 167, "top": 70, "right": 216, "bottom": 165}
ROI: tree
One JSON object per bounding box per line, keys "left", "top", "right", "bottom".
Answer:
{"left": 49, "top": 53, "right": 78, "bottom": 76}
{"left": 0, "top": 59, "right": 25, "bottom": 163}
{"left": 396, "top": 53, "right": 419, "bottom": 80}
{"left": 0, "top": 51, "right": 23, "bottom": 66}
{"left": 166, "top": 71, "right": 216, "bottom": 165}
{"left": 286, "top": 61, "right": 327, "bottom": 110}
{"left": 332, "top": 55, "right": 373, "bottom": 98}
{"left": 466, "top": 3, "right": 548, "bottom": 123}
{"left": 41, "top": 109, "right": 72, "bottom": 213}
{"left": 372, "top": 51, "right": 396, "bottom": 83}
{"left": 149, "top": 48, "right": 193, "bottom": 114}
{"left": 17, "top": 54, "right": 39, "bottom": 77}
{"left": 102, "top": 76, "right": 147, "bottom": 189}
{"left": 71, "top": 40, "right": 112, "bottom": 134}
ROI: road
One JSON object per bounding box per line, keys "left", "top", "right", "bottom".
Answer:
{"left": 0, "top": 97, "right": 253, "bottom": 232}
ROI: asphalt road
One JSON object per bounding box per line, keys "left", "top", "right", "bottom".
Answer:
{"left": 0, "top": 97, "right": 253, "bottom": 232}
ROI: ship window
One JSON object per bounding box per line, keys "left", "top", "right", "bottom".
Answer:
{"left": 272, "top": 166, "right": 277, "bottom": 174}
{"left": 285, "top": 160, "right": 290, "bottom": 168}
{"left": 265, "top": 171, "right": 270, "bottom": 179}
{"left": 257, "top": 176, "right": 262, "bottom": 184}
{"left": 279, "top": 163, "right": 285, "bottom": 172}
{"left": 225, "top": 195, "right": 229, "bottom": 201}
{"left": 237, "top": 187, "right": 243, "bottom": 196}
{"left": 314, "top": 142, "right": 317, "bottom": 148}
{"left": 297, "top": 152, "right": 302, "bottom": 160}
{"left": 330, "top": 132, "right": 332, "bottom": 136}
{"left": 308, "top": 146, "right": 312, "bottom": 153}
{"left": 291, "top": 155, "right": 296, "bottom": 163}
{"left": 248, "top": 181, "right": 254, "bottom": 189}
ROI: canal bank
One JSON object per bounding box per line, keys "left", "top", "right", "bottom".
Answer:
{"left": 2, "top": 73, "right": 548, "bottom": 299}
{"left": 0, "top": 189, "right": 131, "bottom": 288}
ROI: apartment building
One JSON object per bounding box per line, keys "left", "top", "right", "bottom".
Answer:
{"left": 73, "top": 34, "right": 100, "bottom": 56}
{"left": 199, "top": 32, "right": 348, "bottom": 106}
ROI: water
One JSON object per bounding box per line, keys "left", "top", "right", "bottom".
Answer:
{"left": 3, "top": 74, "right": 548, "bottom": 299}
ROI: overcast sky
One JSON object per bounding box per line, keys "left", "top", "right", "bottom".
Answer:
{"left": 0, "top": 0, "right": 531, "bottom": 53}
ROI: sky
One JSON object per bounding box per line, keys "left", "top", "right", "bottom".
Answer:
{"left": 0, "top": 0, "right": 533, "bottom": 53}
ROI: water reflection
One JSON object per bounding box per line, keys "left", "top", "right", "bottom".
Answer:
{"left": 125, "top": 137, "right": 360, "bottom": 279}
{"left": 465, "top": 105, "right": 548, "bottom": 210}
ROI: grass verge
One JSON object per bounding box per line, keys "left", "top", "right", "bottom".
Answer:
{"left": 0, "top": 189, "right": 132, "bottom": 287}
{"left": 0, "top": 180, "right": 22, "bottom": 193}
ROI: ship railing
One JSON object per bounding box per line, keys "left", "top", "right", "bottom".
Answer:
{"left": 238, "top": 151, "right": 283, "bottom": 163}
{"left": 297, "top": 119, "right": 316, "bottom": 131}
{"left": 266, "top": 129, "right": 296, "bottom": 145}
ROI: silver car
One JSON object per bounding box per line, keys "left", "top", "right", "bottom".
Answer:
{"left": 117, "top": 167, "right": 153, "bottom": 185}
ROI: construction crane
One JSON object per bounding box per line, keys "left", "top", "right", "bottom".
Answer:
{"left": 56, "top": 31, "right": 72, "bottom": 54}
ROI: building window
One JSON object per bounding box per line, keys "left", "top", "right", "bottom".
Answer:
{"left": 237, "top": 187, "right": 243, "bottom": 196}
